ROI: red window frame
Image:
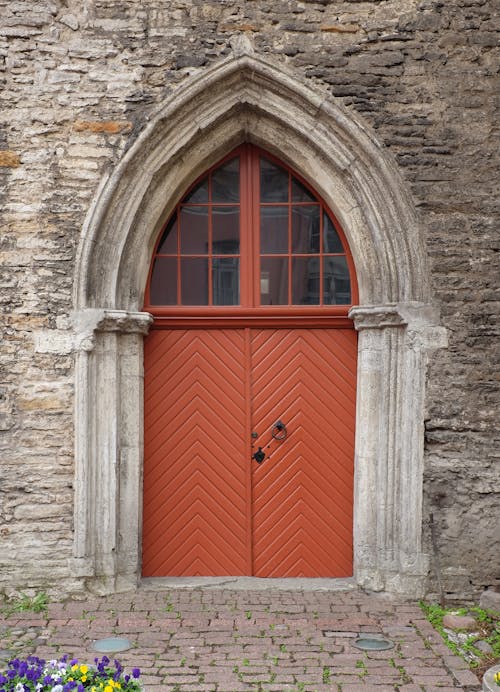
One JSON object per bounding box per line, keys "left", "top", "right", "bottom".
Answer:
{"left": 144, "top": 144, "right": 358, "bottom": 327}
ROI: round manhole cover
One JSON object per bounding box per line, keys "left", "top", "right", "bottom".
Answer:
{"left": 353, "top": 636, "right": 394, "bottom": 651}
{"left": 93, "top": 637, "right": 132, "bottom": 653}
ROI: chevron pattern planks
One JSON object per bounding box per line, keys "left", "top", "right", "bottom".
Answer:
{"left": 142, "top": 326, "right": 356, "bottom": 577}
{"left": 250, "top": 328, "right": 356, "bottom": 577}
{"left": 142, "top": 328, "right": 249, "bottom": 576}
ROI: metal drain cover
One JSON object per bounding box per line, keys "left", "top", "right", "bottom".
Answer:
{"left": 93, "top": 637, "right": 132, "bottom": 653}
{"left": 353, "top": 635, "right": 394, "bottom": 651}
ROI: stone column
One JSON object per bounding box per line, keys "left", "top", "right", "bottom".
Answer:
{"left": 349, "top": 303, "right": 447, "bottom": 596}
{"left": 72, "top": 309, "right": 153, "bottom": 594}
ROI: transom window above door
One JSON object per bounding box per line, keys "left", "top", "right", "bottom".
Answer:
{"left": 146, "top": 145, "right": 356, "bottom": 310}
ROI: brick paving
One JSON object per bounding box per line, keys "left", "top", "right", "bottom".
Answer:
{"left": 0, "top": 586, "right": 482, "bottom": 691}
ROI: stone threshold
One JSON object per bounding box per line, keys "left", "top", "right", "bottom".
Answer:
{"left": 141, "top": 576, "right": 358, "bottom": 591}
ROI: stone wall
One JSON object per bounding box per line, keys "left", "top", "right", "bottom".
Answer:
{"left": 0, "top": 0, "right": 498, "bottom": 599}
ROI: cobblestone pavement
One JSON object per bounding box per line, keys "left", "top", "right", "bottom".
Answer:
{"left": 0, "top": 586, "right": 481, "bottom": 691}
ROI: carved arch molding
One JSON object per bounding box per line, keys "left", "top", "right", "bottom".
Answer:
{"left": 71, "top": 49, "right": 447, "bottom": 596}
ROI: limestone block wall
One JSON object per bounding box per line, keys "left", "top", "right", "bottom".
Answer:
{"left": 0, "top": 0, "right": 498, "bottom": 599}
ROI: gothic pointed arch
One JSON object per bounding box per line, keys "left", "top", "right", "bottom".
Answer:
{"left": 72, "top": 50, "right": 445, "bottom": 596}
{"left": 75, "top": 51, "right": 430, "bottom": 311}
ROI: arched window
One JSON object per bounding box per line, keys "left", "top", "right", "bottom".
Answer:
{"left": 145, "top": 145, "right": 357, "bottom": 311}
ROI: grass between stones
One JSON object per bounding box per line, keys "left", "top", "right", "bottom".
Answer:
{"left": 420, "top": 601, "right": 500, "bottom": 678}
{"left": 0, "top": 592, "right": 49, "bottom": 617}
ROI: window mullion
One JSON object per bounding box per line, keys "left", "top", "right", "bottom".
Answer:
{"left": 239, "top": 146, "right": 250, "bottom": 308}
{"left": 288, "top": 172, "right": 292, "bottom": 305}
{"left": 208, "top": 175, "right": 213, "bottom": 306}
{"left": 250, "top": 147, "right": 260, "bottom": 308}
{"left": 177, "top": 205, "right": 182, "bottom": 305}
{"left": 319, "top": 205, "right": 323, "bottom": 307}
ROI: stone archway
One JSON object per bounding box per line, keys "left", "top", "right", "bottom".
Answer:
{"left": 72, "top": 46, "right": 446, "bottom": 595}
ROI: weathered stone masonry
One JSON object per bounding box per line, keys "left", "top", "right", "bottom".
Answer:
{"left": 0, "top": 0, "right": 498, "bottom": 599}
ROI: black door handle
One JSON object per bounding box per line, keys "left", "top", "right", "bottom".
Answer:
{"left": 271, "top": 420, "right": 287, "bottom": 440}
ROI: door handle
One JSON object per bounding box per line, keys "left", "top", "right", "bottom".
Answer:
{"left": 251, "top": 420, "right": 288, "bottom": 463}
{"left": 271, "top": 420, "right": 287, "bottom": 440}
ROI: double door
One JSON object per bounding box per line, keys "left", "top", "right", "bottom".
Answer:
{"left": 142, "top": 325, "right": 356, "bottom": 577}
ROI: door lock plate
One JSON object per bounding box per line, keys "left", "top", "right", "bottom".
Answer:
{"left": 252, "top": 447, "right": 266, "bottom": 463}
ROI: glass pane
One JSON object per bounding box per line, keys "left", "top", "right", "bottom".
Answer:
{"left": 180, "top": 206, "right": 208, "bottom": 254}
{"left": 261, "top": 206, "right": 288, "bottom": 254}
{"left": 323, "top": 256, "right": 351, "bottom": 304}
{"left": 292, "top": 205, "right": 320, "bottom": 253}
{"left": 260, "top": 257, "right": 288, "bottom": 305}
{"left": 182, "top": 176, "right": 209, "bottom": 203}
{"left": 292, "top": 257, "right": 320, "bottom": 305}
{"left": 260, "top": 157, "right": 289, "bottom": 203}
{"left": 291, "top": 176, "right": 316, "bottom": 203}
{"left": 323, "top": 212, "right": 343, "bottom": 253}
{"left": 181, "top": 258, "right": 208, "bottom": 305}
{"left": 212, "top": 157, "right": 240, "bottom": 203}
{"left": 213, "top": 206, "right": 240, "bottom": 254}
{"left": 149, "top": 257, "right": 177, "bottom": 305}
{"left": 157, "top": 214, "right": 178, "bottom": 254}
{"left": 212, "top": 257, "right": 239, "bottom": 305}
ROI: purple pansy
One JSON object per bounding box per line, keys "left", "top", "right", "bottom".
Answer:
{"left": 0, "top": 655, "right": 141, "bottom": 691}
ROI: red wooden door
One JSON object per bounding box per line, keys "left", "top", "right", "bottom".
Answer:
{"left": 142, "top": 326, "right": 356, "bottom": 577}
{"left": 142, "top": 145, "right": 358, "bottom": 578}
{"left": 251, "top": 328, "right": 355, "bottom": 577}
{"left": 142, "top": 329, "right": 250, "bottom": 576}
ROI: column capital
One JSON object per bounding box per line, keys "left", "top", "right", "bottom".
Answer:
{"left": 349, "top": 304, "right": 407, "bottom": 330}
{"left": 349, "top": 302, "right": 445, "bottom": 336}
{"left": 70, "top": 309, "right": 153, "bottom": 351}
{"left": 94, "top": 309, "right": 153, "bottom": 335}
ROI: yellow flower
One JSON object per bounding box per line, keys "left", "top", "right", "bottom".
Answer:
{"left": 81, "top": 675, "right": 87, "bottom": 682}
{"left": 104, "top": 686, "right": 113, "bottom": 692}
{"left": 80, "top": 665, "right": 89, "bottom": 674}
{"left": 71, "top": 664, "right": 78, "bottom": 672}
